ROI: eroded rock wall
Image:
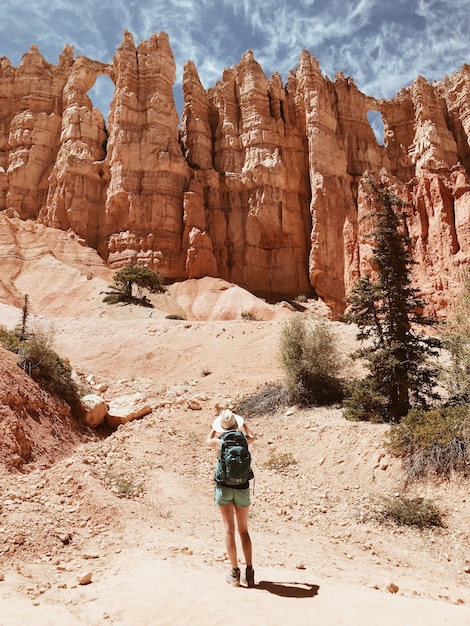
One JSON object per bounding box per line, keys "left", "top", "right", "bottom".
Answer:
{"left": 180, "top": 51, "right": 312, "bottom": 297}
{"left": 0, "top": 34, "right": 469, "bottom": 316}
{"left": 103, "top": 32, "right": 190, "bottom": 276}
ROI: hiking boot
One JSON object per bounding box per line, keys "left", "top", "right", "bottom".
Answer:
{"left": 244, "top": 566, "right": 255, "bottom": 588}
{"left": 226, "top": 567, "right": 240, "bottom": 587}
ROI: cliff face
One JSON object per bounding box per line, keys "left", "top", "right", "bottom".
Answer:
{"left": 181, "top": 51, "right": 312, "bottom": 298}
{"left": 1, "top": 32, "right": 469, "bottom": 316}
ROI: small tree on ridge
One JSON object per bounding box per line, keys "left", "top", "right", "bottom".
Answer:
{"left": 103, "top": 263, "right": 166, "bottom": 307}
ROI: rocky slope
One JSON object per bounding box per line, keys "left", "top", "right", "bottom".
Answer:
{"left": 1, "top": 32, "right": 469, "bottom": 316}
{"left": 0, "top": 223, "right": 470, "bottom": 624}
{"left": 1, "top": 287, "right": 470, "bottom": 624}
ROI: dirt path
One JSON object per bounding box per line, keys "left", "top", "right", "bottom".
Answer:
{"left": 0, "top": 252, "right": 470, "bottom": 625}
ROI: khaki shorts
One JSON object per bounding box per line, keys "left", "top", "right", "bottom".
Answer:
{"left": 215, "top": 484, "right": 251, "bottom": 507}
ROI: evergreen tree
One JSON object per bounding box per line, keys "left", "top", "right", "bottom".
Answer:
{"left": 345, "top": 174, "right": 440, "bottom": 422}
{"left": 103, "top": 263, "right": 166, "bottom": 307}
{"left": 15, "top": 294, "right": 29, "bottom": 341}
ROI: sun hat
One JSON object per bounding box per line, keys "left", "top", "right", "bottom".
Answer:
{"left": 212, "top": 409, "right": 244, "bottom": 433}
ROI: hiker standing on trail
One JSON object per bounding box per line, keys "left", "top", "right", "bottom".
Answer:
{"left": 206, "top": 408, "right": 256, "bottom": 588}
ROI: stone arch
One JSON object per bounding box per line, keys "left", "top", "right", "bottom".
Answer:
{"left": 87, "top": 73, "right": 115, "bottom": 127}
{"left": 367, "top": 109, "right": 385, "bottom": 146}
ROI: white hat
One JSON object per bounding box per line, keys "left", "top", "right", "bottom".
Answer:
{"left": 212, "top": 409, "right": 244, "bottom": 433}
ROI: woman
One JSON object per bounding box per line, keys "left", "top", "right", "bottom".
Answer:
{"left": 206, "top": 408, "right": 256, "bottom": 587}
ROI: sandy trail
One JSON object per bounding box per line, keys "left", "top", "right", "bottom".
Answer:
{"left": 2, "top": 554, "right": 469, "bottom": 626}
{"left": 1, "top": 221, "right": 470, "bottom": 625}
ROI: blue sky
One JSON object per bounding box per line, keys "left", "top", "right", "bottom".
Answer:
{"left": 0, "top": 0, "right": 468, "bottom": 121}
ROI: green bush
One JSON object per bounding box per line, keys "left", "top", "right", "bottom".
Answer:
{"left": 0, "top": 325, "right": 21, "bottom": 353}
{"left": 387, "top": 405, "right": 470, "bottom": 478}
{"left": 376, "top": 494, "right": 444, "bottom": 529}
{"left": 0, "top": 325, "right": 80, "bottom": 414}
{"left": 343, "top": 378, "right": 388, "bottom": 422}
{"left": 165, "top": 314, "right": 185, "bottom": 320}
{"left": 103, "top": 292, "right": 129, "bottom": 305}
{"left": 103, "top": 292, "right": 153, "bottom": 307}
{"left": 241, "top": 310, "right": 258, "bottom": 321}
{"left": 279, "top": 316, "right": 344, "bottom": 406}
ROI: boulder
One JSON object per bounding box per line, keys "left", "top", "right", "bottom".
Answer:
{"left": 106, "top": 393, "right": 152, "bottom": 429}
{"left": 80, "top": 394, "right": 109, "bottom": 429}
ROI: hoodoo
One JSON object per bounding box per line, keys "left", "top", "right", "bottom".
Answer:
{"left": 0, "top": 33, "right": 469, "bottom": 316}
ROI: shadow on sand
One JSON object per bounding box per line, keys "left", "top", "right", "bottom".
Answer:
{"left": 256, "top": 581, "right": 320, "bottom": 598}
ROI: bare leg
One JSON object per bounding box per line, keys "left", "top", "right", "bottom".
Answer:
{"left": 234, "top": 506, "right": 252, "bottom": 566}
{"left": 219, "top": 504, "right": 238, "bottom": 569}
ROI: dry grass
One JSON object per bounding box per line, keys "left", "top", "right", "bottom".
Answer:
{"left": 361, "top": 494, "right": 445, "bottom": 529}
{"left": 233, "top": 383, "right": 289, "bottom": 418}
{"left": 263, "top": 452, "right": 297, "bottom": 471}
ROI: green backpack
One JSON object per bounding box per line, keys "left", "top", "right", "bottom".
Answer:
{"left": 214, "top": 430, "right": 254, "bottom": 486}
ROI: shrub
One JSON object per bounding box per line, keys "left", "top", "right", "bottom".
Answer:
{"left": 0, "top": 324, "right": 80, "bottom": 414}
{"left": 103, "top": 292, "right": 128, "bottom": 305}
{"left": 377, "top": 494, "right": 444, "bottom": 529}
{"left": 106, "top": 472, "right": 143, "bottom": 498}
{"left": 233, "top": 383, "right": 289, "bottom": 418}
{"left": 187, "top": 431, "right": 202, "bottom": 444}
{"left": 165, "top": 314, "right": 185, "bottom": 320}
{"left": 0, "top": 325, "right": 21, "bottom": 353}
{"left": 263, "top": 452, "right": 297, "bottom": 471}
{"left": 343, "top": 378, "right": 388, "bottom": 422}
{"left": 19, "top": 331, "right": 80, "bottom": 410}
{"left": 241, "top": 310, "right": 258, "bottom": 321}
{"left": 387, "top": 405, "right": 470, "bottom": 478}
{"left": 103, "top": 292, "right": 153, "bottom": 307}
{"left": 279, "top": 316, "right": 344, "bottom": 406}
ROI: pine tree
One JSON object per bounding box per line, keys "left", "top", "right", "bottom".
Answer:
{"left": 345, "top": 174, "right": 440, "bottom": 422}
{"left": 103, "top": 263, "right": 166, "bottom": 306}
{"left": 14, "top": 294, "right": 29, "bottom": 341}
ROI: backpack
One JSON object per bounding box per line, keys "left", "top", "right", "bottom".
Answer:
{"left": 214, "top": 430, "right": 254, "bottom": 486}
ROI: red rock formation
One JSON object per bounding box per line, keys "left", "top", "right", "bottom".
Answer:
{"left": 40, "top": 55, "right": 110, "bottom": 246}
{"left": 181, "top": 51, "right": 312, "bottom": 298}
{"left": 0, "top": 46, "right": 72, "bottom": 219}
{"left": 0, "top": 34, "right": 469, "bottom": 317}
{"left": 103, "top": 31, "right": 190, "bottom": 276}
